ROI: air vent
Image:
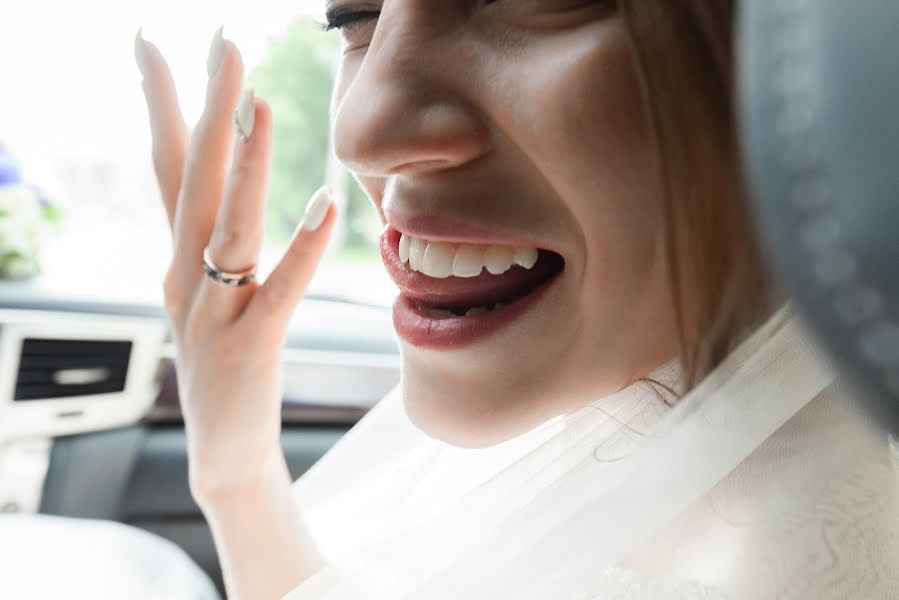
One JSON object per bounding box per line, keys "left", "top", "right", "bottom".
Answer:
{"left": 13, "top": 338, "right": 132, "bottom": 402}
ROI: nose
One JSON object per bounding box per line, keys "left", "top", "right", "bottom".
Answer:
{"left": 332, "top": 19, "right": 492, "bottom": 177}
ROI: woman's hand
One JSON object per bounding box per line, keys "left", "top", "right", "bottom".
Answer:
{"left": 135, "top": 30, "right": 335, "bottom": 498}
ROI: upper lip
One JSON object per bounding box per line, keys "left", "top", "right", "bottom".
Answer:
{"left": 384, "top": 210, "right": 562, "bottom": 254}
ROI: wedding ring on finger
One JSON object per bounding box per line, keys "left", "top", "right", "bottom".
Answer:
{"left": 203, "top": 246, "right": 257, "bottom": 287}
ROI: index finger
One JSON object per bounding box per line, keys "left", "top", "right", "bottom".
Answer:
{"left": 135, "top": 28, "right": 189, "bottom": 232}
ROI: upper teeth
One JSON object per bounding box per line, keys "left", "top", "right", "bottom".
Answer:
{"left": 399, "top": 233, "right": 539, "bottom": 279}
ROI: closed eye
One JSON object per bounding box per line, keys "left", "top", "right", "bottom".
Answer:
{"left": 322, "top": 7, "right": 381, "bottom": 32}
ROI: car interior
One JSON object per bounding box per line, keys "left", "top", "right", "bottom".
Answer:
{"left": 0, "top": 3, "right": 404, "bottom": 595}
{"left": 0, "top": 287, "right": 398, "bottom": 593}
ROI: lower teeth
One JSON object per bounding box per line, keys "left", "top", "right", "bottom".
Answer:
{"left": 419, "top": 303, "right": 509, "bottom": 318}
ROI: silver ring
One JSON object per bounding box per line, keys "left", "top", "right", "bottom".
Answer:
{"left": 203, "top": 247, "right": 256, "bottom": 287}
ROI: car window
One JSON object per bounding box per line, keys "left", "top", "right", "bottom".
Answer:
{"left": 0, "top": 0, "right": 394, "bottom": 308}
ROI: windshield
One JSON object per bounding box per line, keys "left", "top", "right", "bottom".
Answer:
{"left": 0, "top": 0, "right": 395, "bottom": 308}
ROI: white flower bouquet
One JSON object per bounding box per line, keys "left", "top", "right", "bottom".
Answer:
{"left": 0, "top": 146, "right": 62, "bottom": 279}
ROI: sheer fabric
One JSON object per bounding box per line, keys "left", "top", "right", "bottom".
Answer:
{"left": 286, "top": 306, "right": 898, "bottom": 599}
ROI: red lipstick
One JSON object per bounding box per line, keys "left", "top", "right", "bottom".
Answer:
{"left": 380, "top": 227, "right": 564, "bottom": 350}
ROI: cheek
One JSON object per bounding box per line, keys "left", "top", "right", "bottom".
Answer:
{"left": 521, "top": 24, "right": 656, "bottom": 206}
{"left": 494, "top": 22, "right": 663, "bottom": 277}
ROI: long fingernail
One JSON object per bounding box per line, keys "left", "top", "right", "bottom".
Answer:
{"left": 234, "top": 88, "right": 255, "bottom": 143}
{"left": 301, "top": 187, "right": 332, "bottom": 232}
{"left": 207, "top": 25, "right": 224, "bottom": 78}
{"left": 134, "top": 27, "right": 149, "bottom": 78}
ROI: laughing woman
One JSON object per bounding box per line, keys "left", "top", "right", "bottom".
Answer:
{"left": 134, "top": 1, "right": 898, "bottom": 598}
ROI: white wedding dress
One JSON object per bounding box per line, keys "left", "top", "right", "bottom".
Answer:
{"left": 285, "top": 306, "right": 899, "bottom": 599}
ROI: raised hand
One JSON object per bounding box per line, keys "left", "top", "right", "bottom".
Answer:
{"left": 134, "top": 27, "right": 335, "bottom": 496}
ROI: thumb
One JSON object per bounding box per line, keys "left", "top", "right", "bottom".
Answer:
{"left": 241, "top": 186, "right": 335, "bottom": 329}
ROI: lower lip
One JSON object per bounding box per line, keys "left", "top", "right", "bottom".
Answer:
{"left": 392, "top": 274, "right": 561, "bottom": 350}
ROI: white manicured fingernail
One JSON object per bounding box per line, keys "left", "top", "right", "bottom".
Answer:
{"left": 234, "top": 88, "right": 255, "bottom": 143}
{"left": 207, "top": 25, "right": 224, "bottom": 78}
{"left": 301, "top": 188, "right": 331, "bottom": 232}
{"left": 134, "top": 27, "right": 148, "bottom": 77}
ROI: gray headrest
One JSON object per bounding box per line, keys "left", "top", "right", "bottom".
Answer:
{"left": 738, "top": 0, "right": 899, "bottom": 431}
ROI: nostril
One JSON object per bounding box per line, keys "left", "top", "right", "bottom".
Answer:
{"left": 391, "top": 158, "right": 460, "bottom": 175}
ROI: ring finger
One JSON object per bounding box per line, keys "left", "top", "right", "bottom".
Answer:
{"left": 199, "top": 92, "right": 273, "bottom": 322}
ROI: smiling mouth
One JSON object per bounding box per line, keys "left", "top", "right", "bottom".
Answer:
{"left": 380, "top": 227, "right": 565, "bottom": 348}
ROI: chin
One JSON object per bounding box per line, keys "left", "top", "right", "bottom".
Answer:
{"left": 398, "top": 347, "right": 583, "bottom": 449}
{"left": 400, "top": 377, "right": 527, "bottom": 449}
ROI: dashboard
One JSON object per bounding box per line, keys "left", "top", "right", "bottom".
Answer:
{"left": 0, "top": 279, "right": 400, "bottom": 518}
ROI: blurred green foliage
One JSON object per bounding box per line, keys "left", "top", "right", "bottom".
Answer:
{"left": 250, "top": 18, "right": 377, "bottom": 255}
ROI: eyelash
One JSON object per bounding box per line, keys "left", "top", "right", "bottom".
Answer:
{"left": 322, "top": 7, "right": 381, "bottom": 32}
{"left": 322, "top": 1, "right": 609, "bottom": 33}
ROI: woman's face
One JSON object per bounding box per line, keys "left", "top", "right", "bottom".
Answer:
{"left": 329, "top": 0, "right": 679, "bottom": 446}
